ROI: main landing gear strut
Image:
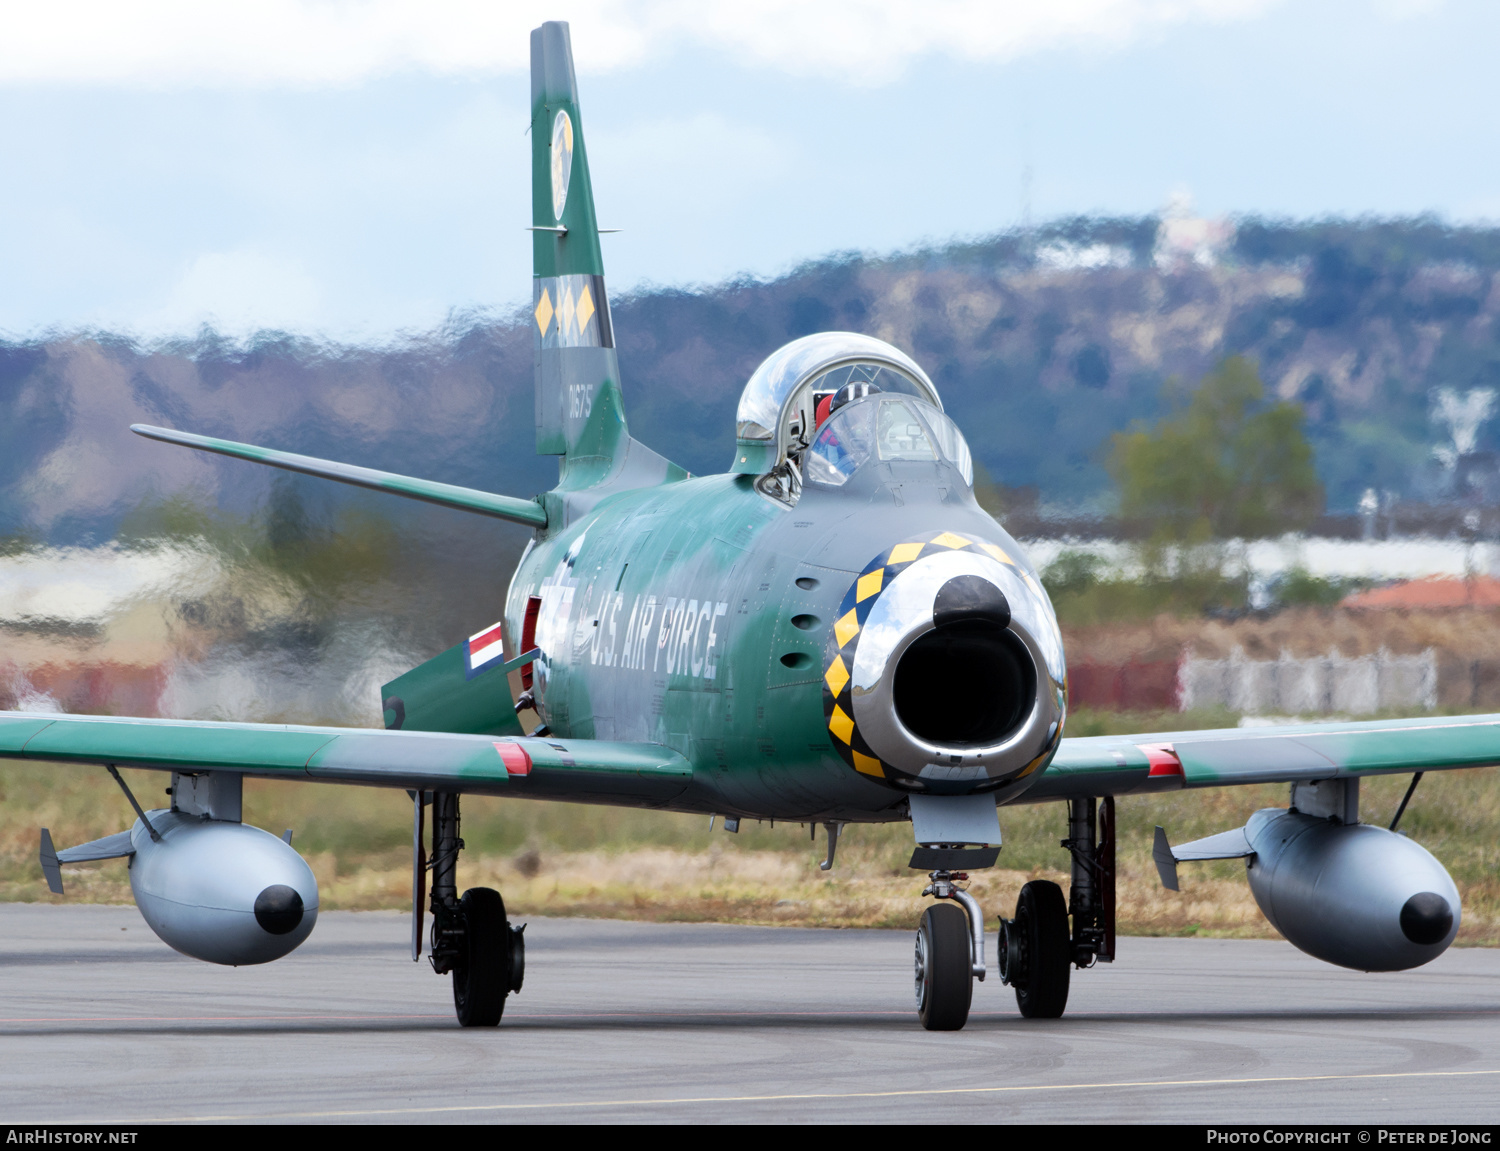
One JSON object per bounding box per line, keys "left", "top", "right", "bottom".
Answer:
{"left": 413, "top": 791, "right": 526, "bottom": 1027}
{"left": 914, "top": 796, "right": 1115, "bottom": 1031}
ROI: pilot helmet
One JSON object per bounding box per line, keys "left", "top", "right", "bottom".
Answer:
{"left": 826, "top": 381, "right": 882, "bottom": 419}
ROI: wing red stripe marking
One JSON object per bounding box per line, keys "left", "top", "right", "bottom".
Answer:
{"left": 1137, "top": 743, "right": 1183, "bottom": 776}
{"left": 493, "top": 741, "right": 532, "bottom": 776}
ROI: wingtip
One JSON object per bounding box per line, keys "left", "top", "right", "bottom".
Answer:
{"left": 131, "top": 423, "right": 184, "bottom": 441}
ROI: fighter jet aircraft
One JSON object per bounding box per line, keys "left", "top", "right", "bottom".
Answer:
{"left": 2, "top": 21, "right": 1494, "bottom": 1031}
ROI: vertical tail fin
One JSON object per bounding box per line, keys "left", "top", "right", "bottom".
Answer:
{"left": 530, "top": 22, "right": 627, "bottom": 486}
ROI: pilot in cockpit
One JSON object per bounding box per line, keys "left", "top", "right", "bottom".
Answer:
{"left": 806, "top": 382, "right": 882, "bottom": 480}
{"left": 734, "top": 333, "right": 972, "bottom": 501}
{"left": 815, "top": 382, "right": 881, "bottom": 431}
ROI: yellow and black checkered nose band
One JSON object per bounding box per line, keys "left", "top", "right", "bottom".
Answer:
{"left": 822, "top": 530, "right": 1017, "bottom": 782}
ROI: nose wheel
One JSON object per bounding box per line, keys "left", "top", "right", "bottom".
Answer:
{"left": 914, "top": 869, "right": 986, "bottom": 1031}
{"left": 915, "top": 902, "right": 973, "bottom": 1030}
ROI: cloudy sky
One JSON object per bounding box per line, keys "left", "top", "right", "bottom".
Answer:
{"left": 0, "top": 0, "right": 1494, "bottom": 341}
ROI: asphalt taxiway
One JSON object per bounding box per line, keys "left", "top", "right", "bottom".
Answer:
{"left": 2, "top": 904, "right": 1498, "bottom": 1124}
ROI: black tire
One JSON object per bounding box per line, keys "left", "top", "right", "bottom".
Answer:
{"left": 1014, "top": 880, "right": 1070, "bottom": 1019}
{"left": 453, "top": 887, "right": 509, "bottom": 1027}
{"left": 915, "top": 903, "right": 973, "bottom": 1031}
{"left": 508, "top": 923, "right": 526, "bottom": 993}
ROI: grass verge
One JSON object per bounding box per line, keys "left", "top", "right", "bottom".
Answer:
{"left": 4, "top": 707, "right": 1499, "bottom": 943}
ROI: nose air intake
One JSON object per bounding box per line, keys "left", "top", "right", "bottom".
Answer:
{"left": 894, "top": 577, "right": 1035, "bottom": 746}
{"left": 828, "top": 530, "right": 1064, "bottom": 791}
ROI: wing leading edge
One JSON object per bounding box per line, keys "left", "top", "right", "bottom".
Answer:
{"left": 0, "top": 712, "right": 691, "bottom": 807}
{"left": 1028, "top": 713, "right": 1500, "bottom": 802}
{"left": 7, "top": 710, "right": 1499, "bottom": 810}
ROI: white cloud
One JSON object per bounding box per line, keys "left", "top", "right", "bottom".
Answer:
{"left": 1036, "top": 241, "right": 1132, "bottom": 270}
{"left": 0, "top": 2, "right": 571, "bottom": 87}
{"left": 1371, "top": 0, "right": 1446, "bottom": 16}
{"left": 0, "top": 0, "right": 1296, "bottom": 89}
{"left": 675, "top": 0, "right": 1286, "bottom": 80}
{"left": 144, "top": 248, "right": 327, "bottom": 336}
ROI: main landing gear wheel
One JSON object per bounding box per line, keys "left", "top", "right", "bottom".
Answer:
{"left": 1001, "top": 879, "right": 1070, "bottom": 1019}
{"left": 452, "top": 887, "right": 524, "bottom": 1027}
{"left": 915, "top": 902, "right": 973, "bottom": 1031}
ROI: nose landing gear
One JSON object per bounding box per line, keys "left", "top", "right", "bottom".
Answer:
{"left": 914, "top": 869, "right": 986, "bottom": 1031}
{"left": 912, "top": 796, "right": 1116, "bottom": 1029}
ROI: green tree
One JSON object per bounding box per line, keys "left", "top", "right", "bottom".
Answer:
{"left": 1108, "top": 356, "right": 1322, "bottom": 540}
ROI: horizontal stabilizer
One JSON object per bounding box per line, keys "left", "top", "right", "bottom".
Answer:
{"left": 1153, "top": 825, "right": 1255, "bottom": 891}
{"left": 381, "top": 638, "right": 529, "bottom": 737}
{"left": 131, "top": 424, "right": 548, "bottom": 529}
{"left": 40, "top": 827, "right": 135, "bottom": 895}
{"left": 1170, "top": 826, "right": 1256, "bottom": 861}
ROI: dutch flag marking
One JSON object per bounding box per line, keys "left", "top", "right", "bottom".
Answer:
{"left": 465, "top": 621, "right": 507, "bottom": 680}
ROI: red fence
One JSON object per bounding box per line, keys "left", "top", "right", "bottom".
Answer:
{"left": 1067, "top": 657, "right": 1182, "bottom": 711}
{"left": 0, "top": 662, "right": 166, "bottom": 717}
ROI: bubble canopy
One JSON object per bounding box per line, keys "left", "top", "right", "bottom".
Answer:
{"left": 804, "top": 396, "right": 974, "bottom": 488}
{"left": 732, "top": 333, "right": 942, "bottom": 474}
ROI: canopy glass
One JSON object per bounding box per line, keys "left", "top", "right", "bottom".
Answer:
{"left": 804, "top": 396, "right": 974, "bottom": 488}
{"left": 734, "top": 333, "right": 942, "bottom": 472}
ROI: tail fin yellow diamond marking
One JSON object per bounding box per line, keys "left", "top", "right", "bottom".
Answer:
{"left": 534, "top": 288, "right": 555, "bottom": 336}
{"left": 575, "top": 282, "right": 596, "bottom": 333}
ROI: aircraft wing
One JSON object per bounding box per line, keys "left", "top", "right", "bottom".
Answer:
{"left": 0, "top": 712, "right": 692, "bottom": 806}
{"left": 1026, "top": 713, "right": 1500, "bottom": 801}
{"left": 130, "top": 424, "right": 549, "bottom": 528}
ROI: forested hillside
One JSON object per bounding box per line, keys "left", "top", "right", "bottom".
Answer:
{"left": 6, "top": 214, "right": 1500, "bottom": 545}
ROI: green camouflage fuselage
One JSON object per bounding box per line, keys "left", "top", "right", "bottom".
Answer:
{"left": 506, "top": 455, "right": 1061, "bottom": 824}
